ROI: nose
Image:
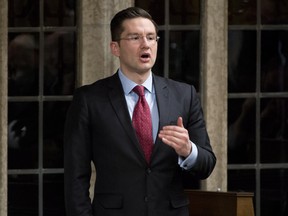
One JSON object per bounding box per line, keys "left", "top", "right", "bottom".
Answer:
{"left": 140, "top": 36, "right": 149, "bottom": 44}
{"left": 140, "top": 36, "right": 150, "bottom": 48}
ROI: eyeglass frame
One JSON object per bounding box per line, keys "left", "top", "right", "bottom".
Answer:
{"left": 115, "top": 34, "right": 160, "bottom": 44}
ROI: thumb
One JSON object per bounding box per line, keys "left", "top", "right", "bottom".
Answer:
{"left": 177, "top": 117, "right": 184, "bottom": 128}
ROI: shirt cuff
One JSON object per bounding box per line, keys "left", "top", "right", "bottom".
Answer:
{"left": 178, "top": 141, "right": 198, "bottom": 170}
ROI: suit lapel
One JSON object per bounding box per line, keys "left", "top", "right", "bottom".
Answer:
{"left": 153, "top": 75, "right": 170, "bottom": 131}
{"left": 108, "top": 73, "right": 147, "bottom": 163}
{"left": 107, "top": 73, "right": 173, "bottom": 165}
{"left": 151, "top": 75, "right": 171, "bottom": 159}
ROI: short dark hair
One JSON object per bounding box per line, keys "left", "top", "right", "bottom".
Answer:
{"left": 110, "top": 7, "right": 158, "bottom": 41}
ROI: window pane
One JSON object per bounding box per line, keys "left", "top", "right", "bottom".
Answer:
{"left": 8, "top": 175, "right": 38, "bottom": 215}
{"left": 8, "top": 0, "right": 39, "bottom": 27}
{"left": 44, "top": 0, "right": 76, "bottom": 26}
{"left": 153, "top": 31, "right": 164, "bottom": 77}
{"left": 260, "top": 98, "right": 288, "bottom": 163}
{"left": 261, "top": 0, "right": 288, "bottom": 24}
{"left": 261, "top": 31, "right": 288, "bottom": 92}
{"left": 228, "top": 98, "right": 256, "bottom": 164}
{"left": 43, "top": 174, "right": 65, "bottom": 216}
{"left": 8, "top": 33, "right": 39, "bottom": 96}
{"left": 169, "top": 0, "right": 200, "bottom": 25}
{"left": 169, "top": 31, "right": 200, "bottom": 90}
{"left": 228, "top": 169, "right": 256, "bottom": 193}
{"left": 228, "top": 0, "right": 256, "bottom": 25}
{"left": 135, "top": 0, "right": 165, "bottom": 25}
{"left": 228, "top": 30, "right": 256, "bottom": 93}
{"left": 43, "top": 101, "right": 70, "bottom": 168}
{"left": 8, "top": 102, "right": 38, "bottom": 169}
{"left": 261, "top": 169, "right": 288, "bottom": 216}
{"left": 44, "top": 32, "right": 76, "bottom": 95}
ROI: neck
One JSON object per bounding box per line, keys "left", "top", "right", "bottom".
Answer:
{"left": 120, "top": 69, "right": 151, "bottom": 84}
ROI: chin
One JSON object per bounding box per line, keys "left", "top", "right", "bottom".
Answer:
{"left": 137, "top": 69, "right": 150, "bottom": 75}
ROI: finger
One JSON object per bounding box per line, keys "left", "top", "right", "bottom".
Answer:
{"left": 159, "top": 129, "right": 183, "bottom": 137}
{"left": 161, "top": 136, "right": 180, "bottom": 148}
{"left": 177, "top": 116, "right": 184, "bottom": 128}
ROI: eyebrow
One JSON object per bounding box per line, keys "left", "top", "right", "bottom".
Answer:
{"left": 126, "top": 32, "right": 156, "bottom": 36}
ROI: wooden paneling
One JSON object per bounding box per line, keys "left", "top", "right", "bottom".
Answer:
{"left": 185, "top": 190, "right": 254, "bottom": 216}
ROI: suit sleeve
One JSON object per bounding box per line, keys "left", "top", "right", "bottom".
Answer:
{"left": 64, "top": 88, "right": 93, "bottom": 216}
{"left": 185, "top": 85, "right": 216, "bottom": 179}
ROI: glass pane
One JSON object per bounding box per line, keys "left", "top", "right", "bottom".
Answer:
{"left": 228, "top": 169, "right": 256, "bottom": 193}
{"left": 8, "top": 0, "right": 39, "bottom": 27}
{"left": 228, "top": 30, "right": 256, "bottom": 93}
{"left": 261, "top": 31, "right": 288, "bottom": 92}
{"left": 260, "top": 98, "right": 288, "bottom": 163}
{"left": 228, "top": 98, "right": 256, "bottom": 164}
{"left": 153, "top": 31, "right": 164, "bottom": 77}
{"left": 8, "top": 175, "right": 38, "bottom": 215}
{"left": 228, "top": 0, "right": 256, "bottom": 25}
{"left": 261, "top": 0, "right": 288, "bottom": 24}
{"left": 261, "top": 169, "right": 288, "bottom": 216}
{"left": 44, "top": 32, "right": 76, "bottom": 95}
{"left": 8, "top": 102, "right": 38, "bottom": 169}
{"left": 44, "top": 0, "right": 76, "bottom": 26}
{"left": 8, "top": 33, "right": 39, "bottom": 96}
{"left": 169, "top": 0, "right": 200, "bottom": 25}
{"left": 43, "top": 101, "right": 70, "bottom": 168}
{"left": 169, "top": 31, "right": 200, "bottom": 90}
{"left": 43, "top": 174, "right": 66, "bottom": 216}
{"left": 135, "top": 0, "right": 165, "bottom": 25}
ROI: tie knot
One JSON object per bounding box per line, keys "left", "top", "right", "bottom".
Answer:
{"left": 133, "top": 85, "right": 145, "bottom": 97}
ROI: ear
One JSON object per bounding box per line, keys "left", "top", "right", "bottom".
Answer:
{"left": 110, "top": 41, "right": 120, "bottom": 57}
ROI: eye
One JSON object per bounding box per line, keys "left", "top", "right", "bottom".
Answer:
{"left": 147, "top": 35, "right": 155, "bottom": 41}
{"left": 130, "top": 35, "right": 140, "bottom": 41}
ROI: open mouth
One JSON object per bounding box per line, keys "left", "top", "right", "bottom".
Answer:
{"left": 140, "top": 53, "right": 151, "bottom": 60}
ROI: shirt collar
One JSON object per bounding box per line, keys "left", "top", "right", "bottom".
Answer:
{"left": 118, "top": 69, "right": 153, "bottom": 95}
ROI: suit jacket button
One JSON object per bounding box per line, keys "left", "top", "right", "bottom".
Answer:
{"left": 146, "top": 168, "right": 152, "bottom": 174}
{"left": 144, "top": 196, "right": 148, "bottom": 202}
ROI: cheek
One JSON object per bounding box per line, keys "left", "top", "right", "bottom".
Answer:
{"left": 153, "top": 46, "right": 158, "bottom": 55}
{"left": 152, "top": 47, "right": 158, "bottom": 59}
{"left": 119, "top": 49, "right": 131, "bottom": 60}
{"left": 123, "top": 49, "right": 139, "bottom": 61}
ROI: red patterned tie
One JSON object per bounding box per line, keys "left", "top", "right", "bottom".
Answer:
{"left": 132, "top": 85, "right": 153, "bottom": 163}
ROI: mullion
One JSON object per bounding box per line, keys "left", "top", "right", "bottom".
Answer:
{"left": 38, "top": 0, "right": 44, "bottom": 215}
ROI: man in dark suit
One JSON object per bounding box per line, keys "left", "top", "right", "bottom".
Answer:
{"left": 64, "top": 7, "right": 216, "bottom": 216}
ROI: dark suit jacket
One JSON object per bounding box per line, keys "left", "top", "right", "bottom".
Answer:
{"left": 64, "top": 72, "right": 216, "bottom": 216}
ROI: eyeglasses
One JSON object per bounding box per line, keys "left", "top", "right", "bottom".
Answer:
{"left": 117, "top": 34, "right": 160, "bottom": 45}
